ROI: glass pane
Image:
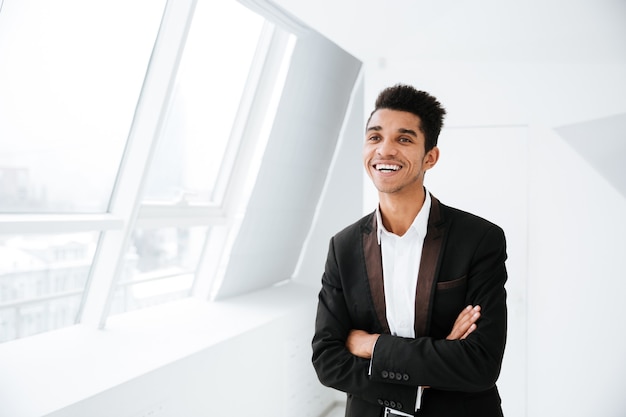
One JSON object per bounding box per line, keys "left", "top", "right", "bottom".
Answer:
{"left": 0, "top": 232, "right": 99, "bottom": 343}
{"left": 0, "top": 0, "right": 166, "bottom": 213}
{"left": 143, "top": 1, "right": 265, "bottom": 204}
{"left": 110, "top": 226, "right": 209, "bottom": 314}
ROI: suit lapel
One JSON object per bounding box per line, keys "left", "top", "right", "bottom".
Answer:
{"left": 362, "top": 214, "right": 390, "bottom": 334}
{"left": 414, "top": 195, "right": 446, "bottom": 337}
{"left": 362, "top": 195, "right": 447, "bottom": 337}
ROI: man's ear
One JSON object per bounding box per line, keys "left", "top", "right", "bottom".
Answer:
{"left": 423, "top": 146, "right": 440, "bottom": 171}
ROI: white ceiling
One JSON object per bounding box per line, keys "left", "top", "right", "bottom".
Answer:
{"left": 271, "top": 0, "right": 626, "bottom": 64}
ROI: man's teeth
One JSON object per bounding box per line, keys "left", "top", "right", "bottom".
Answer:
{"left": 376, "top": 164, "right": 400, "bottom": 172}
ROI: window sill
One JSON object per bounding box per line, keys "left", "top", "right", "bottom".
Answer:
{"left": 0, "top": 281, "right": 318, "bottom": 417}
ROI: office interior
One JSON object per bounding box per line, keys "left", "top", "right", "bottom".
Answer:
{"left": 0, "top": 0, "right": 625, "bottom": 416}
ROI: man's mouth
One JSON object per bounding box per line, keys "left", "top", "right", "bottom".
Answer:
{"left": 375, "top": 163, "right": 401, "bottom": 172}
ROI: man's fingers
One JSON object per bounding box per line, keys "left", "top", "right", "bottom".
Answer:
{"left": 461, "top": 323, "right": 477, "bottom": 340}
{"left": 454, "top": 306, "right": 480, "bottom": 328}
{"left": 447, "top": 305, "right": 481, "bottom": 340}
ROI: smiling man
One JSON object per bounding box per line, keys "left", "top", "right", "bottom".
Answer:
{"left": 312, "top": 84, "right": 508, "bottom": 417}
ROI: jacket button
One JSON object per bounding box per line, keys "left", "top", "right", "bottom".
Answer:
{"left": 397, "top": 402, "right": 403, "bottom": 410}
{"left": 378, "top": 399, "right": 384, "bottom": 406}
{"left": 395, "top": 373, "right": 402, "bottom": 381}
{"left": 382, "top": 370, "right": 388, "bottom": 378}
{"left": 403, "top": 374, "right": 409, "bottom": 381}
{"left": 388, "top": 371, "right": 395, "bottom": 379}
{"left": 384, "top": 400, "right": 390, "bottom": 407}
{"left": 390, "top": 401, "right": 396, "bottom": 408}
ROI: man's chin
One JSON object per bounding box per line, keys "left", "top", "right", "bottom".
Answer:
{"left": 375, "top": 185, "right": 403, "bottom": 194}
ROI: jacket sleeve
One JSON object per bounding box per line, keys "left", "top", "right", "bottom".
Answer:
{"left": 370, "top": 224, "right": 508, "bottom": 392}
{"left": 311, "top": 236, "right": 418, "bottom": 412}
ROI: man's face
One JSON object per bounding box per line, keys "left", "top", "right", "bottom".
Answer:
{"left": 363, "top": 108, "right": 438, "bottom": 196}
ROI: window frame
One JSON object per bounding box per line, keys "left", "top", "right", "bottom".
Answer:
{"left": 0, "top": 0, "right": 302, "bottom": 337}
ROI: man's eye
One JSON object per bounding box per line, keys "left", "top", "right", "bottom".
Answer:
{"left": 368, "top": 136, "right": 380, "bottom": 141}
{"left": 399, "top": 137, "right": 411, "bottom": 143}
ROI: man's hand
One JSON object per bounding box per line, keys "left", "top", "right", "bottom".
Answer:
{"left": 346, "top": 329, "right": 380, "bottom": 359}
{"left": 446, "top": 305, "right": 481, "bottom": 340}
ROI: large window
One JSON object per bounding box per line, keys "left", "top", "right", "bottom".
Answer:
{"left": 0, "top": 0, "right": 167, "bottom": 342}
{"left": 0, "top": 1, "right": 166, "bottom": 213}
{"left": 144, "top": 0, "right": 265, "bottom": 205}
{"left": 109, "top": 226, "right": 207, "bottom": 314}
{"left": 111, "top": 1, "right": 294, "bottom": 315}
{"left": 0, "top": 0, "right": 296, "bottom": 342}
{"left": 0, "top": 232, "right": 98, "bottom": 342}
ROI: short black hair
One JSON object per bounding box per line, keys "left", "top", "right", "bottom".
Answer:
{"left": 368, "top": 84, "right": 446, "bottom": 151}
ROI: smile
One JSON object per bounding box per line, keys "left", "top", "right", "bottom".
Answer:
{"left": 375, "top": 163, "right": 401, "bottom": 172}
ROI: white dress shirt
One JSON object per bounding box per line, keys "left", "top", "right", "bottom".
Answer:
{"left": 375, "top": 191, "right": 431, "bottom": 414}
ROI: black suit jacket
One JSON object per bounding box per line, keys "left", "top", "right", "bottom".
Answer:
{"left": 312, "top": 195, "right": 507, "bottom": 417}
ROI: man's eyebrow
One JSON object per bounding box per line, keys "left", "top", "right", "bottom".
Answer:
{"left": 398, "top": 128, "right": 418, "bottom": 137}
{"left": 365, "top": 126, "right": 419, "bottom": 136}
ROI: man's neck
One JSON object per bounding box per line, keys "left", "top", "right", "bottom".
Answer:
{"left": 378, "top": 188, "right": 426, "bottom": 236}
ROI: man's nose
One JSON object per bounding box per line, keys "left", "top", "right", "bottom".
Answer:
{"left": 377, "top": 139, "right": 397, "bottom": 157}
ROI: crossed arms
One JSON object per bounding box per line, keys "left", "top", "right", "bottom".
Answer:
{"left": 345, "top": 304, "right": 482, "bottom": 359}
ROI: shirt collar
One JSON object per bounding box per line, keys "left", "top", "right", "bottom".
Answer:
{"left": 376, "top": 189, "right": 431, "bottom": 244}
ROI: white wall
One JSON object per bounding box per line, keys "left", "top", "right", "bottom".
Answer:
{"left": 293, "top": 78, "right": 364, "bottom": 288}
{"left": 527, "top": 126, "right": 626, "bottom": 416}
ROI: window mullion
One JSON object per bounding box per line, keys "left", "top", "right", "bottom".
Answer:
{"left": 78, "top": 0, "right": 198, "bottom": 329}
{"left": 135, "top": 204, "right": 227, "bottom": 229}
{"left": 0, "top": 214, "right": 122, "bottom": 234}
{"left": 219, "top": 26, "right": 293, "bottom": 215}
